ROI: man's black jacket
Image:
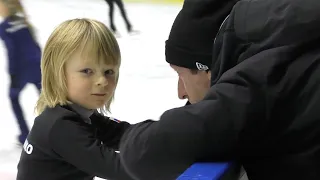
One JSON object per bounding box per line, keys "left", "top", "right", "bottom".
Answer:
{"left": 119, "top": 0, "right": 320, "bottom": 179}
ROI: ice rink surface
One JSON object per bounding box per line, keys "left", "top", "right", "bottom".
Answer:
{"left": 0, "top": 0, "right": 184, "bottom": 179}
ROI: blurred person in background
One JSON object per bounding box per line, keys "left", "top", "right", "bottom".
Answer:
{"left": 0, "top": 0, "right": 41, "bottom": 145}
{"left": 103, "top": 0, "right": 138, "bottom": 36}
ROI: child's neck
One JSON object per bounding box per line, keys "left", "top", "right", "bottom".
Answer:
{"left": 69, "top": 103, "right": 95, "bottom": 118}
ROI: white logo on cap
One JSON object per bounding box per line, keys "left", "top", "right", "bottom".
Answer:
{"left": 196, "top": 62, "right": 209, "bottom": 71}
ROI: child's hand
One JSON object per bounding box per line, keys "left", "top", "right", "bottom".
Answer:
{"left": 90, "top": 112, "right": 130, "bottom": 149}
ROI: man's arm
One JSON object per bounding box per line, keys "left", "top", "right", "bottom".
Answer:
{"left": 119, "top": 70, "right": 267, "bottom": 180}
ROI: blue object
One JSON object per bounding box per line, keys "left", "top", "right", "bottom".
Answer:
{"left": 177, "top": 162, "right": 231, "bottom": 180}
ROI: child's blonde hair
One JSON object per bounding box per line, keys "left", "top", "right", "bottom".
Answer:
{"left": 35, "top": 18, "right": 121, "bottom": 115}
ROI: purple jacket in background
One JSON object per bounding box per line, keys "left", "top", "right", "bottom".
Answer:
{"left": 0, "top": 15, "right": 41, "bottom": 82}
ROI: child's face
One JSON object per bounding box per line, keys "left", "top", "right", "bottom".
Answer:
{"left": 65, "top": 51, "right": 118, "bottom": 110}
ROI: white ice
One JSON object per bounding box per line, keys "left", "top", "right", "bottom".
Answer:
{"left": 0, "top": 0, "right": 184, "bottom": 179}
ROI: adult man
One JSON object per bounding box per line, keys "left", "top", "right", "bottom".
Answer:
{"left": 165, "top": 0, "right": 237, "bottom": 104}
{"left": 120, "top": 0, "right": 320, "bottom": 179}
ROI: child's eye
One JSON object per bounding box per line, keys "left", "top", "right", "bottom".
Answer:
{"left": 105, "top": 69, "right": 115, "bottom": 76}
{"left": 80, "top": 68, "right": 93, "bottom": 74}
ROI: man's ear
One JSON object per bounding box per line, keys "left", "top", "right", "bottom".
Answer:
{"left": 207, "top": 71, "right": 211, "bottom": 81}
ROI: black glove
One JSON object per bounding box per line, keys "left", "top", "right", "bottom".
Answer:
{"left": 90, "top": 112, "right": 131, "bottom": 150}
{"left": 10, "top": 75, "right": 19, "bottom": 88}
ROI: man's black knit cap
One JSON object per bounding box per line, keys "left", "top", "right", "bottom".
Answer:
{"left": 165, "top": 0, "right": 237, "bottom": 71}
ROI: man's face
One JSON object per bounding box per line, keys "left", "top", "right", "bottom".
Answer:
{"left": 170, "top": 64, "right": 211, "bottom": 104}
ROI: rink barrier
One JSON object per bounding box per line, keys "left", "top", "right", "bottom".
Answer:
{"left": 178, "top": 162, "right": 241, "bottom": 180}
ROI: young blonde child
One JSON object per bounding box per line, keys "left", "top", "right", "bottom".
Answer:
{"left": 0, "top": 0, "right": 41, "bottom": 144}
{"left": 16, "top": 18, "right": 134, "bottom": 180}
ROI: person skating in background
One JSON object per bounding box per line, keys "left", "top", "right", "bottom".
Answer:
{"left": 104, "top": 0, "right": 138, "bottom": 36}
{"left": 0, "top": 0, "right": 41, "bottom": 145}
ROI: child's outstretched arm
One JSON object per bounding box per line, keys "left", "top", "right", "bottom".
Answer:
{"left": 91, "top": 112, "right": 131, "bottom": 150}
{"left": 49, "top": 115, "right": 135, "bottom": 180}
